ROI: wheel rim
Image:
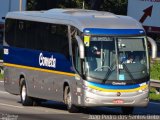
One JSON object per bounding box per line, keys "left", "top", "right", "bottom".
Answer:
{"left": 21, "top": 85, "right": 26, "bottom": 101}
{"left": 67, "top": 90, "right": 72, "bottom": 108}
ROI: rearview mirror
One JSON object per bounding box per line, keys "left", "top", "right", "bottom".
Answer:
{"left": 75, "top": 35, "right": 85, "bottom": 59}
{"left": 147, "top": 36, "right": 157, "bottom": 59}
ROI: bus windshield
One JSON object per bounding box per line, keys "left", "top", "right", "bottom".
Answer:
{"left": 84, "top": 36, "right": 149, "bottom": 83}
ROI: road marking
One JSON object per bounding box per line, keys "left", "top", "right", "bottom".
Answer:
{"left": 0, "top": 101, "right": 72, "bottom": 114}
{"left": 31, "top": 106, "right": 73, "bottom": 114}
{"left": 0, "top": 81, "right": 4, "bottom": 83}
{"left": 0, "top": 102, "right": 24, "bottom": 109}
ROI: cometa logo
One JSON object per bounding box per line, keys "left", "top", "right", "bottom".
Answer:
{"left": 39, "top": 53, "right": 56, "bottom": 68}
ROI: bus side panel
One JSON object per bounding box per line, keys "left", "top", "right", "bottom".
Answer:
{"left": 26, "top": 70, "right": 76, "bottom": 102}
{"left": 4, "top": 64, "right": 79, "bottom": 103}
{"left": 3, "top": 46, "right": 78, "bottom": 102}
{"left": 4, "top": 66, "right": 20, "bottom": 95}
{"left": 4, "top": 66, "right": 74, "bottom": 101}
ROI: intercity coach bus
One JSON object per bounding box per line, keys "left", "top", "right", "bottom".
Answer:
{"left": 3, "top": 9, "right": 152, "bottom": 114}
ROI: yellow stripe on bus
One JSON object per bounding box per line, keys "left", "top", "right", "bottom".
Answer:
{"left": 4, "top": 63, "right": 75, "bottom": 77}
{"left": 88, "top": 84, "right": 148, "bottom": 93}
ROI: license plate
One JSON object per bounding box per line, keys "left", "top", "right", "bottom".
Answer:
{"left": 113, "top": 99, "right": 124, "bottom": 104}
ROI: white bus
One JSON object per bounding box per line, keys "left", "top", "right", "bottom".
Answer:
{"left": 4, "top": 9, "right": 151, "bottom": 114}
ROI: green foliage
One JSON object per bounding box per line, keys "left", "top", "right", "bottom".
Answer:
{"left": 59, "top": 0, "right": 84, "bottom": 9}
{"left": 102, "top": 0, "right": 128, "bottom": 15}
{"left": 150, "top": 93, "right": 160, "bottom": 101}
{"left": 27, "top": 0, "right": 38, "bottom": 10}
{"left": 150, "top": 87, "right": 156, "bottom": 93}
{"left": 150, "top": 61, "right": 160, "bottom": 80}
{"left": 149, "top": 87, "right": 160, "bottom": 101}
{"left": 26, "top": 0, "right": 128, "bottom": 15}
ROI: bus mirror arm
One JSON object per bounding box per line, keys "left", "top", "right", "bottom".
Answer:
{"left": 75, "top": 35, "right": 85, "bottom": 59}
{"left": 75, "top": 35, "right": 86, "bottom": 79}
{"left": 147, "top": 36, "right": 157, "bottom": 60}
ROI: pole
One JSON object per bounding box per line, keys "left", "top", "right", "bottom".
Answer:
{"left": 8, "top": 0, "right": 11, "bottom": 12}
{"left": 19, "top": 0, "right": 22, "bottom": 11}
{"left": 83, "top": 0, "right": 85, "bottom": 9}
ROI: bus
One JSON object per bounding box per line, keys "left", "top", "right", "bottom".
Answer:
{"left": 4, "top": 9, "right": 152, "bottom": 114}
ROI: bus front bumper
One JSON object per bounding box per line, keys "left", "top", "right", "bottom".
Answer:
{"left": 82, "top": 90, "right": 149, "bottom": 107}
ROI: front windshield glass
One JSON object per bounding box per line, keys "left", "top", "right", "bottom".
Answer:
{"left": 84, "top": 36, "right": 148, "bottom": 82}
{"left": 117, "top": 37, "right": 148, "bottom": 80}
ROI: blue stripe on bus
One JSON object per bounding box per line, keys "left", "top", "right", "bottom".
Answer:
{"left": 3, "top": 46, "right": 74, "bottom": 73}
{"left": 83, "top": 28, "right": 145, "bottom": 35}
{"left": 88, "top": 81, "right": 141, "bottom": 90}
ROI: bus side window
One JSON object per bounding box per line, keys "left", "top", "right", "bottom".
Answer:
{"left": 5, "top": 19, "right": 16, "bottom": 46}
{"left": 25, "top": 21, "right": 36, "bottom": 49}
{"left": 47, "top": 24, "right": 70, "bottom": 59}
{"left": 15, "top": 20, "right": 26, "bottom": 48}
{"left": 57, "top": 25, "right": 69, "bottom": 59}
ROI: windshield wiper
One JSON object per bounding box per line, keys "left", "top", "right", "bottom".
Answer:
{"left": 123, "top": 63, "right": 135, "bottom": 80}
{"left": 102, "top": 62, "right": 135, "bottom": 84}
{"left": 102, "top": 61, "right": 115, "bottom": 84}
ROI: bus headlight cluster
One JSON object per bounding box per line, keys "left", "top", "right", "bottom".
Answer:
{"left": 82, "top": 85, "right": 99, "bottom": 93}
{"left": 139, "top": 86, "right": 149, "bottom": 93}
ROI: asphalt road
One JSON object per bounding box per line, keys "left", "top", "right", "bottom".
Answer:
{"left": 0, "top": 81, "right": 160, "bottom": 120}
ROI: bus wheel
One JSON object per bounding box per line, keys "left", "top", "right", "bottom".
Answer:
{"left": 20, "top": 80, "right": 33, "bottom": 106}
{"left": 64, "top": 86, "right": 79, "bottom": 113}
{"left": 121, "top": 107, "right": 134, "bottom": 114}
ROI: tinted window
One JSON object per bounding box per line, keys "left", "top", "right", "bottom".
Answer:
{"left": 47, "top": 24, "right": 69, "bottom": 55}
{"left": 5, "top": 19, "right": 16, "bottom": 46}
{"left": 15, "top": 20, "right": 26, "bottom": 47}
{"left": 5, "top": 19, "right": 70, "bottom": 58}
{"left": 25, "top": 21, "right": 37, "bottom": 49}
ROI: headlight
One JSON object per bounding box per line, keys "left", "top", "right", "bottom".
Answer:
{"left": 83, "top": 84, "right": 99, "bottom": 93}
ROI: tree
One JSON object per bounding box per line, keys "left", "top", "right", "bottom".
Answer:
{"left": 102, "top": 0, "right": 128, "bottom": 15}
{"left": 84, "top": 0, "right": 104, "bottom": 10}
{"left": 27, "top": 0, "right": 62, "bottom": 10}
{"left": 27, "top": 0, "right": 128, "bottom": 15}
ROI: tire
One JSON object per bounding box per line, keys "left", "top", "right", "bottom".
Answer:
{"left": 121, "top": 107, "right": 134, "bottom": 114}
{"left": 64, "top": 86, "right": 79, "bottom": 113}
{"left": 20, "top": 80, "right": 33, "bottom": 106}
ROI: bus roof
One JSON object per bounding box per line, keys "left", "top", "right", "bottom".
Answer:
{"left": 6, "top": 9, "right": 144, "bottom": 32}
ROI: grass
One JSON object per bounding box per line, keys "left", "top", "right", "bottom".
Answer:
{"left": 149, "top": 87, "right": 160, "bottom": 101}
{"left": 150, "top": 93, "right": 160, "bottom": 101}
{"left": 150, "top": 60, "right": 160, "bottom": 80}
{"left": 149, "top": 60, "right": 160, "bottom": 101}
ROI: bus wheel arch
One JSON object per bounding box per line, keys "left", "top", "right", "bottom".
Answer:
{"left": 63, "top": 84, "right": 79, "bottom": 113}
{"left": 63, "top": 82, "right": 69, "bottom": 102}
{"left": 20, "top": 78, "right": 33, "bottom": 106}
{"left": 19, "top": 74, "right": 26, "bottom": 88}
